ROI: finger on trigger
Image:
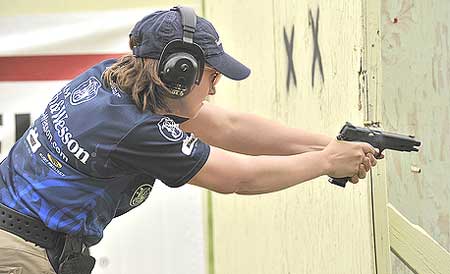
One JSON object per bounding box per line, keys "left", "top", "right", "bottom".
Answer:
{"left": 358, "top": 164, "right": 367, "bottom": 179}
{"left": 363, "top": 157, "right": 371, "bottom": 171}
{"left": 368, "top": 153, "right": 377, "bottom": 166}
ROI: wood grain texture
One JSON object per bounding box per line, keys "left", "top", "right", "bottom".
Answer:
{"left": 380, "top": 0, "right": 450, "bottom": 273}
{"left": 364, "top": 0, "right": 393, "bottom": 273}
{"left": 206, "top": 0, "right": 376, "bottom": 273}
{"left": 389, "top": 204, "right": 450, "bottom": 274}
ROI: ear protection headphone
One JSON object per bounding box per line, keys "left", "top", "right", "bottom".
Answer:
{"left": 158, "top": 6, "right": 205, "bottom": 98}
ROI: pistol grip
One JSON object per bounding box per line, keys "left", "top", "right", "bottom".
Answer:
{"left": 328, "top": 177, "right": 350, "bottom": 188}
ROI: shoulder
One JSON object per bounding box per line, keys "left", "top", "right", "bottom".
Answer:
{"left": 181, "top": 101, "right": 236, "bottom": 133}
{"left": 124, "top": 114, "right": 185, "bottom": 144}
{"left": 64, "top": 58, "right": 118, "bottom": 92}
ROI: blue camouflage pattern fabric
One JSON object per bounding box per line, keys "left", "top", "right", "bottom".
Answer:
{"left": 0, "top": 59, "right": 210, "bottom": 246}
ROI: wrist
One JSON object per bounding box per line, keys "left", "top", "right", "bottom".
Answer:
{"left": 301, "top": 133, "right": 333, "bottom": 152}
{"left": 318, "top": 149, "right": 332, "bottom": 176}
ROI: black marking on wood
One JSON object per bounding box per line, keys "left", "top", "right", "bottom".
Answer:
{"left": 309, "top": 8, "right": 325, "bottom": 88}
{"left": 283, "top": 25, "right": 297, "bottom": 91}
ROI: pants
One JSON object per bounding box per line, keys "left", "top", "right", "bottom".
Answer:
{"left": 0, "top": 229, "right": 56, "bottom": 274}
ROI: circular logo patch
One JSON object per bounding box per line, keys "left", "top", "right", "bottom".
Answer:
{"left": 129, "top": 184, "right": 153, "bottom": 207}
{"left": 158, "top": 117, "right": 183, "bottom": 141}
{"left": 70, "top": 76, "right": 101, "bottom": 106}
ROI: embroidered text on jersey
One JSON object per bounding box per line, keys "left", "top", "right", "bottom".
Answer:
{"left": 182, "top": 133, "right": 198, "bottom": 156}
{"left": 41, "top": 87, "right": 92, "bottom": 165}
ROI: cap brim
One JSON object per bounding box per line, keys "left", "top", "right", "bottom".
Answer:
{"left": 206, "top": 52, "right": 251, "bottom": 80}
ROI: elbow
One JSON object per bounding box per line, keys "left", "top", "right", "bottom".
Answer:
{"left": 230, "top": 164, "right": 259, "bottom": 195}
{"left": 215, "top": 162, "right": 256, "bottom": 195}
{"left": 194, "top": 147, "right": 259, "bottom": 195}
{"left": 214, "top": 188, "right": 237, "bottom": 195}
{"left": 213, "top": 176, "right": 252, "bottom": 195}
{"left": 231, "top": 159, "right": 260, "bottom": 195}
{"left": 234, "top": 180, "right": 267, "bottom": 195}
{"left": 232, "top": 156, "right": 276, "bottom": 195}
{"left": 210, "top": 178, "right": 238, "bottom": 194}
{"left": 215, "top": 181, "right": 253, "bottom": 195}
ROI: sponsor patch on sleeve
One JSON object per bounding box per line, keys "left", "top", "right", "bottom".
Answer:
{"left": 182, "top": 133, "right": 199, "bottom": 156}
{"left": 157, "top": 117, "right": 184, "bottom": 142}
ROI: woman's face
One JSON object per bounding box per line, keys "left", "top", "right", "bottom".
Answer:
{"left": 171, "top": 66, "right": 222, "bottom": 119}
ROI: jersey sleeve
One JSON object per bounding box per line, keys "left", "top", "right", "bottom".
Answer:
{"left": 110, "top": 116, "right": 210, "bottom": 188}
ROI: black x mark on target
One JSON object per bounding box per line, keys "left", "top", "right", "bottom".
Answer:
{"left": 309, "top": 8, "right": 324, "bottom": 88}
{"left": 283, "top": 25, "right": 297, "bottom": 91}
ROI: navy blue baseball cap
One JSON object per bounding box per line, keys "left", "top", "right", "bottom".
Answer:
{"left": 129, "top": 8, "right": 251, "bottom": 80}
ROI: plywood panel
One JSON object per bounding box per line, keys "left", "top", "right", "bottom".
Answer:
{"left": 380, "top": 0, "right": 450, "bottom": 273}
{"left": 389, "top": 204, "right": 450, "bottom": 274}
{"left": 206, "top": 0, "right": 376, "bottom": 273}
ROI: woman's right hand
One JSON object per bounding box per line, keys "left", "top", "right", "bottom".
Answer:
{"left": 322, "top": 139, "right": 378, "bottom": 182}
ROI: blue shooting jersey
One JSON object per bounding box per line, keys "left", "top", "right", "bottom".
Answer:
{"left": 0, "top": 59, "right": 210, "bottom": 246}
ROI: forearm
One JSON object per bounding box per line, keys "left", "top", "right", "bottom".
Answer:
{"left": 181, "top": 102, "right": 332, "bottom": 156}
{"left": 236, "top": 150, "right": 329, "bottom": 194}
{"left": 223, "top": 112, "right": 332, "bottom": 155}
{"left": 190, "top": 146, "right": 330, "bottom": 195}
{"left": 190, "top": 124, "right": 377, "bottom": 195}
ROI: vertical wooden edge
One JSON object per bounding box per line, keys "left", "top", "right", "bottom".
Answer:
{"left": 202, "top": 190, "right": 215, "bottom": 274}
{"left": 370, "top": 165, "right": 392, "bottom": 274}
{"left": 199, "top": 6, "right": 215, "bottom": 274}
{"left": 364, "top": 0, "right": 392, "bottom": 273}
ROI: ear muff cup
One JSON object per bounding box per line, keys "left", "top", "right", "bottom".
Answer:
{"left": 158, "top": 40, "right": 205, "bottom": 97}
{"left": 159, "top": 52, "right": 197, "bottom": 92}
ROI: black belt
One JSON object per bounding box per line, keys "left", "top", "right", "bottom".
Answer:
{"left": 0, "top": 203, "right": 61, "bottom": 249}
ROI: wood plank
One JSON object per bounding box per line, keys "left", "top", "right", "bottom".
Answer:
{"left": 207, "top": 0, "right": 376, "bottom": 273}
{"left": 389, "top": 204, "right": 450, "bottom": 274}
{"left": 380, "top": 1, "right": 450, "bottom": 273}
{"left": 363, "top": 0, "right": 393, "bottom": 273}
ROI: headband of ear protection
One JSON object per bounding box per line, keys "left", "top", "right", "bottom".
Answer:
{"left": 158, "top": 6, "right": 205, "bottom": 98}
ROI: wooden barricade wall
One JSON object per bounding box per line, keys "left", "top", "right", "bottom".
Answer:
{"left": 205, "top": 1, "right": 377, "bottom": 273}
{"left": 380, "top": 0, "right": 450, "bottom": 273}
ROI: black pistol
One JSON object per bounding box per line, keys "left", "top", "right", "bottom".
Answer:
{"left": 329, "top": 122, "right": 421, "bottom": 188}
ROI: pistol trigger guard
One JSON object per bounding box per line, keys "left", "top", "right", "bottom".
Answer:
{"left": 375, "top": 148, "right": 385, "bottom": 159}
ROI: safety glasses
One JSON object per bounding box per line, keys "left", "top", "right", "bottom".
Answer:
{"left": 205, "top": 67, "right": 222, "bottom": 87}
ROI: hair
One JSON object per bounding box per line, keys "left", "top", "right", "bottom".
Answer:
{"left": 102, "top": 36, "right": 171, "bottom": 113}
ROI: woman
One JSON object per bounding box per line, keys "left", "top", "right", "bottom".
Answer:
{"left": 0, "top": 6, "right": 378, "bottom": 274}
